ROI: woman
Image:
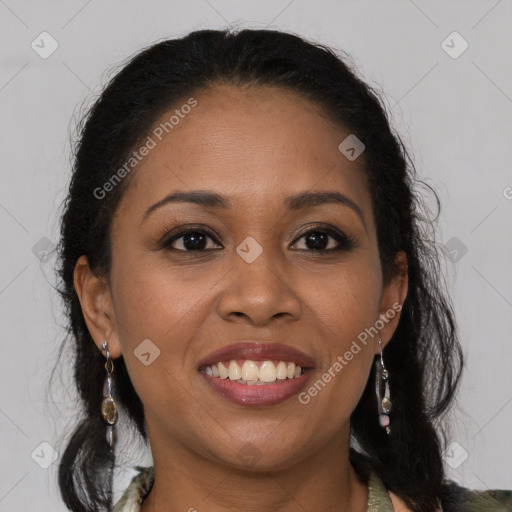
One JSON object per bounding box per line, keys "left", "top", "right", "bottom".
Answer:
{"left": 55, "top": 28, "right": 511, "bottom": 511}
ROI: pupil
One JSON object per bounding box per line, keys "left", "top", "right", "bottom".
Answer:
{"left": 306, "top": 231, "right": 328, "bottom": 250}
{"left": 184, "top": 232, "right": 206, "bottom": 250}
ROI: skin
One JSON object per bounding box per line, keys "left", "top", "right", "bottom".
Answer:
{"left": 74, "top": 83, "right": 408, "bottom": 512}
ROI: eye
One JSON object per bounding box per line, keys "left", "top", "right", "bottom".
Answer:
{"left": 291, "top": 226, "right": 355, "bottom": 253}
{"left": 162, "top": 228, "right": 221, "bottom": 252}
{"left": 160, "top": 225, "right": 355, "bottom": 253}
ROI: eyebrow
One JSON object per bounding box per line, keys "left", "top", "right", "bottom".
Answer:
{"left": 142, "top": 189, "right": 367, "bottom": 231}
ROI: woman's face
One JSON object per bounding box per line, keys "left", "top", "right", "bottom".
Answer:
{"left": 78, "top": 83, "right": 406, "bottom": 470}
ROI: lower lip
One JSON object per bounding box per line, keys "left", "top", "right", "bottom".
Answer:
{"left": 200, "top": 370, "right": 314, "bottom": 406}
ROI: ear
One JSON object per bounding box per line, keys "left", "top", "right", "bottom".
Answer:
{"left": 375, "top": 250, "right": 408, "bottom": 354}
{"left": 73, "top": 254, "right": 122, "bottom": 359}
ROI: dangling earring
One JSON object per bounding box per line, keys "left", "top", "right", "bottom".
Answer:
{"left": 375, "top": 336, "right": 391, "bottom": 435}
{"left": 101, "top": 340, "right": 118, "bottom": 449}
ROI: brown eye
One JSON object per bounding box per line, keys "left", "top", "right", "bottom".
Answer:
{"left": 291, "top": 227, "right": 355, "bottom": 253}
{"left": 162, "top": 229, "right": 221, "bottom": 252}
{"left": 160, "top": 225, "right": 355, "bottom": 254}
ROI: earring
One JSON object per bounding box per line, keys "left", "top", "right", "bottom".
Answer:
{"left": 101, "top": 340, "right": 118, "bottom": 449}
{"left": 375, "top": 336, "right": 391, "bottom": 435}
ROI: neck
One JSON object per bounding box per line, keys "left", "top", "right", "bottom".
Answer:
{"left": 140, "top": 423, "right": 368, "bottom": 512}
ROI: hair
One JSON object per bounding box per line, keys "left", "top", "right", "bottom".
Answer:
{"left": 55, "top": 28, "right": 463, "bottom": 512}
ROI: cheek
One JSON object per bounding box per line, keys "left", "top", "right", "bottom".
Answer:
{"left": 109, "top": 255, "right": 222, "bottom": 400}
{"left": 111, "top": 255, "right": 214, "bottom": 346}
{"left": 109, "top": 262, "right": 205, "bottom": 422}
{"left": 307, "top": 256, "right": 382, "bottom": 345}
{"left": 299, "top": 258, "right": 382, "bottom": 412}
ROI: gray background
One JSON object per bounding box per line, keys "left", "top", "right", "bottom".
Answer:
{"left": 0, "top": 1, "right": 511, "bottom": 510}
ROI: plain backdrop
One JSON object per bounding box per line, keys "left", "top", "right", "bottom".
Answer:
{"left": 0, "top": 1, "right": 511, "bottom": 510}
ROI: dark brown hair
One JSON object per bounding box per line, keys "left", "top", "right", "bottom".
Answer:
{"left": 55, "top": 28, "right": 463, "bottom": 512}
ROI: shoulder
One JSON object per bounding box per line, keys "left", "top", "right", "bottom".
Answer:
{"left": 441, "top": 481, "right": 512, "bottom": 512}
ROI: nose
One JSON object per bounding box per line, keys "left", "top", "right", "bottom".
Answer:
{"left": 217, "top": 242, "right": 302, "bottom": 326}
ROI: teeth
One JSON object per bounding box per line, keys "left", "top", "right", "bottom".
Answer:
{"left": 228, "top": 360, "right": 242, "bottom": 381}
{"left": 202, "top": 359, "right": 306, "bottom": 383}
{"left": 259, "top": 361, "right": 277, "bottom": 382}
{"left": 218, "top": 362, "right": 229, "bottom": 379}
{"left": 241, "top": 360, "right": 259, "bottom": 381}
{"left": 276, "top": 361, "right": 288, "bottom": 380}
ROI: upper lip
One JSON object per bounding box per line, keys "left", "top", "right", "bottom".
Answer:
{"left": 197, "top": 341, "right": 315, "bottom": 369}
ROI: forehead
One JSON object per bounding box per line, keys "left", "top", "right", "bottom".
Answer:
{"left": 115, "top": 83, "right": 372, "bottom": 221}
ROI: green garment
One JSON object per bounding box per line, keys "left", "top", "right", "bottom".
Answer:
{"left": 112, "top": 465, "right": 512, "bottom": 511}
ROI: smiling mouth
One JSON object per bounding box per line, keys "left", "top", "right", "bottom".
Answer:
{"left": 199, "top": 360, "right": 314, "bottom": 407}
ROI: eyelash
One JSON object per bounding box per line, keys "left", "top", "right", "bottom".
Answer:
{"left": 160, "top": 225, "right": 356, "bottom": 254}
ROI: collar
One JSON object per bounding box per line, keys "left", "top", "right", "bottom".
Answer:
{"left": 113, "top": 465, "right": 396, "bottom": 512}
